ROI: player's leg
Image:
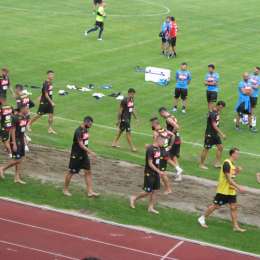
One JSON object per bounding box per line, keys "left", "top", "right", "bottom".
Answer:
{"left": 98, "top": 23, "right": 104, "bottom": 40}
{"left": 198, "top": 203, "right": 219, "bottom": 228}
{"left": 173, "top": 37, "right": 177, "bottom": 57}
{"left": 2, "top": 133, "right": 12, "bottom": 157}
{"left": 14, "top": 160, "right": 26, "bottom": 184}
{"left": 84, "top": 169, "right": 100, "bottom": 197}
{"left": 230, "top": 202, "right": 246, "bottom": 232}
{"left": 167, "top": 157, "right": 183, "bottom": 180}
{"left": 214, "top": 143, "right": 223, "bottom": 168}
{"left": 112, "top": 123, "right": 124, "bottom": 148}
{"left": 27, "top": 114, "right": 42, "bottom": 131}
{"left": 181, "top": 89, "right": 187, "bottom": 113}
{"left": 63, "top": 172, "right": 74, "bottom": 196}
{"left": 161, "top": 173, "right": 172, "bottom": 194}
{"left": 48, "top": 113, "right": 56, "bottom": 134}
{"left": 130, "top": 192, "right": 149, "bottom": 209}
{"left": 200, "top": 147, "right": 210, "bottom": 169}
{"left": 85, "top": 22, "right": 99, "bottom": 36}
{"left": 235, "top": 111, "right": 242, "bottom": 130}
{"left": 148, "top": 191, "right": 159, "bottom": 214}
{"left": 173, "top": 88, "right": 180, "bottom": 112}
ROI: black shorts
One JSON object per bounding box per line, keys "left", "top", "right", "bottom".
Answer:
{"left": 12, "top": 139, "right": 25, "bottom": 160}
{"left": 214, "top": 193, "right": 237, "bottom": 206}
{"left": 94, "top": 0, "right": 102, "bottom": 4}
{"left": 143, "top": 172, "right": 160, "bottom": 193}
{"left": 37, "top": 102, "right": 54, "bottom": 115}
{"left": 161, "top": 37, "right": 167, "bottom": 43}
{"left": 175, "top": 88, "right": 188, "bottom": 100}
{"left": 250, "top": 97, "right": 258, "bottom": 109}
{"left": 69, "top": 152, "right": 91, "bottom": 174}
{"left": 236, "top": 102, "right": 251, "bottom": 115}
{"left": 95, "top": 21, "right": 104, "bottom": 29}
{"left": 204, "top": 134, "right": 222, "bottom": 149}
{"left": 207, "top": 90, "right": 218, "bottom": 103}
{"left": 159, "top": 148, "right": 169, "bottom": 171}
{"left": 0, "top": 129, "right": 10, "bottom": 142}
{"left": 119, "top": 120, "right": 131, "bottom": 132}
{"left": 169, "top": 37, "right": 176, "bottom": 47}
{"left": 169, "top": 143, "right": 180, "bottom": 158}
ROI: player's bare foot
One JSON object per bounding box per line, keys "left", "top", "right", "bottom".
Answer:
{"left": 0, "top": 168, "right": 5, "bottom": 179}
{"left": 131, "top": 147, "right": 137, "bottom": 152}
{"left": 14, "top": 179, "right": 26, "bottom": 185}
{"left": 112, "top": 143, "right": 120, "bottom": 148}
{"left": 130, "top": 196, "right": 136, "bottom": 209}
{"left": 198, "top": 216, "right": 208, "bottom": 228}
{"left": 256, "top": 173, "right": 260, "bottom": 184}
{"left": 214, "top": 163, "right": 222, "bottom": 168}
{"left": 199, "top": 164, "right": 208, "bottom": 170}
{"left": 63, "top": 189, "right": 72, "bottom": 197}
{"left": 164, "top": 190, "right": 172, "bottom": 195}
{"left": 88, "top": 192, "right": 100, "bottom": 198}
{"left": 27, "top": 125, "right": 32, "bottom": 132}
{"left": 148, "top": 208, "right": 159, "bottom": 214}
{"left": 233, "top": 226, "right": 246, "bottom": 232}
{"left": 48, "top": 128, "right": 57, "bottom": 134}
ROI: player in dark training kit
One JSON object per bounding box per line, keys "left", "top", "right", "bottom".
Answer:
{"left": 15, "top": 84, "right": 34, "bottom": 110}
{"left": 28, "top": 71, "right": 56, "bottom": 134}
{"left": 159, "top": 107, "right": 183, "bottom": 181}
{"left": 130, "top": 134, "right": 167, "bottom": 214}
{"left": 0, "top": 68, "right": 14, "bottom": 102}
{"left": 0, "top": 105, "right": 29, "bottom": 183}
{"left": 0, "top": 97, "right": 13, "bottom": 158}
{"left": 112, "top": 88, "right": 137, "bottom": 152}
{"left": 200, "top": 101, "right": 226, "bottom": 170}
{"left": 63, "top": 116, "right": 99, "bottom": 197}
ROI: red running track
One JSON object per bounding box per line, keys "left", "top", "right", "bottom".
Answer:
{"left": 0, "top": 199, "right": 259, "bottom": 260}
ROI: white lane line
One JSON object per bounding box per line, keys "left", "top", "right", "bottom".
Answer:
{"left": 51, "top": 114, "right": 260, "bottom": 158}
{"left": 0, "top": 217, "right": 177, "bottom": 260}
{"left": 0, "top": 240, "right": 79, "bottom": 260}
{"left": 161, "top": 241, "right": 184, "bottom": 260}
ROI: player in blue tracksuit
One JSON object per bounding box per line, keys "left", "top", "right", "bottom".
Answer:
{"left": 204, "top": 64, "right": 220, "bottom": 111}
{"left": 160, "top": 17, "right": 170, "bottom": 55}
{"left": 249, "top": 66, "right": 260, "bottom": 120}
{"left": 235, "top": 72, "right": 255, "bottom": 132}
{"left": 172, "top": 63, "right": 192, "bottom": 113}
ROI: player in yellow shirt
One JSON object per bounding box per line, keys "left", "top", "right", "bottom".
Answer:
{"left": 85, "top": 1, "right": 106, "bottom": 40}
{"left": 198, "top": 148, "right": 246, "bottom": 232}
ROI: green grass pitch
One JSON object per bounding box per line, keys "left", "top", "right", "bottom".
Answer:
{"left": 1, "top": 0, "right": 260, "bottom": 189}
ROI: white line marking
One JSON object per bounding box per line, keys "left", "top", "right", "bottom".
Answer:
{"left": 1, "top": 197, "right": 259, "bottom": 259}
{"left": 0, "top": 217, "right": 177, "bottom": 260}
{"left": 51, "top": 114, "right": 260, "bottom": 158}
{"left": 161, "top": 241, "right": 184, "bottom": 260}
{"left": 0, "top": 240, "right": 79, "bottom": 260}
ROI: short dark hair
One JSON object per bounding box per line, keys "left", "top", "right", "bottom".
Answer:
{"left": 158, "top": 107, "right": 167, "bottom": 113}
{"left": 208, "top": 64, "right": 215, "bottom": 69}
{"left": 216, "top": 100, "right": 226, "bottom": 107}
{"left": 181, "top": 62, "right": 187, "bottom": 66}
{"left": 171, "top": 16, "right": 175, "bottom": 21}
{"left": 128, "top": 88, "right": 136, "bottom": 94}
{"left": 84, "top": 116, "right": 94, "bottom": 123}
{"left": 15, "top": 84, "right": 24, "bottom": 90}
{"left": 150, "top": 117, "right": 158, "bottom": 122}
{"left": 1, "top": 68, "right": 9, "bottom": 73}
{"left": 229, "top": 147, "right": 239, "bottom": 156}
{"left": 256, "top": 66, "right": 260, "bottom": 71}
{"left": 47, "top": 70, "right": 54, "bottom": 74}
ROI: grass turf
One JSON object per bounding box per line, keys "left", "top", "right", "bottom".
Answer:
{"left": 0, "top": 175, "right": 260, "bottom": 255}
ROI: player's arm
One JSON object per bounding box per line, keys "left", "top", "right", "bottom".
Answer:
{"left": 116, "top": 104, "right": 123, "bottom": 126}
{"left": 132, "top": 109, "right": 137, "bottom": 120}
{"left": 167, "top": 117, "right": 179, "bottom": 131}
{"left": 10, "top": 124, "right": 17, "bottom": 152}
{"left": 223, "top": 162, "right": 244, "bottom": 192}
{"left": 44, "top": 90, "right": 54, "bottom": 106}
{"left": 211, "top": 119, "right": 225, "bottom": 139}
{"left": 148, "top": 158, "right": 164, "bottom": 176}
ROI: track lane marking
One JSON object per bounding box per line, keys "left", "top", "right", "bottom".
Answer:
{"left": 161, "top": 241, "right": 184, "bottom": 260}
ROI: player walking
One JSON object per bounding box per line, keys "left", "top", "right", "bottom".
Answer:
{"left": 172, "top": 62, "right": 192, "bottom": 113}
{"left": 0, "top": 105, "right": 29, "bottom": 184}
{"left": 112, "top": 88, "right": 137, "bottom": 152}
{"left": 198, "top": 148, "right": 246, "bottom": 232}
{"left": 200, "top": 101, "right": 226, "bottom": 169}
{"left": 167, "top": 17, "right": 178, "bottom": 58}
{"left": 28, "top": 70, "right": 56, "bottom": 134}
{"left": 0, "top": 68, "right": 14, "bottom": 102}
{"left": 63, "top": 116, "right": 99, "bottom": 197}
{"left": 130, "top": 134, "right": 166, "bottom": 214}
{"left": 205, "top": 64, "right": 220, "bottom": 111}
{"left": 85, "top": 1, "right": 106, "bottom": 40}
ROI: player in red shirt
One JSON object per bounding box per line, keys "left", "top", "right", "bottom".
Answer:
{"left": 167, "top": 17, "right": 178, "bottom": 58}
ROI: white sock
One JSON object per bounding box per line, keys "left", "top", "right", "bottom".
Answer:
{"left": 176, "top": 166, "right": 182, "bottom": 173}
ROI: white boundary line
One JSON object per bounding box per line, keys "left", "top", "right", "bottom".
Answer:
{"left": 0, "top": 197, "right": 259, "bottom": 259}
{"left": 0, "top": 216, "right": 177, "bottom": 259}
{"left": 51, "top": 114, "right": 260, "bottom": 158}
{"left": 0, "top": 240, "right": 79, "bottom": 260}
{"left": 161, "top": 241, "right": 184, "bottom": 260}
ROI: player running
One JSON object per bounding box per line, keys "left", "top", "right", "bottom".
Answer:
{"left": 158, "top": 107, "right": 183, "bottom": 180}
{"left": 235, "top": 72, "right": 255, "bottom": 132}
{"left": 85, "top": 1, "right": 106, "bottom": 41}
{"left": 0, "top": 97, "right": 13, "bottom": 158}
{"left": 130, "top": 134, "right": 167, "bottom": 214}
{"left": 0, "top": 105, "right": 29, "bottom": 184}
{"left": 63, "top": 116, "right": 99, "bottom": 197}
{"left": 112, "top": 88, "right": 137, "bottom": 152}
{"left": 0, "top": 68, "right": 14, "bottom": 102}
{"left": 204, "top": 64, "right": 220, "bottom": 111}
{"left": 167, "top": 17, "right": 178, "bottom": 58}
{"left": 198, "top": 148, "right": 246, "bottom": 232}
{"left": 150, "top": 117, "right": 183, "bottom": 191}
{"left": 200, "top": 101, "right": 226, "bottom": 170}
{"left": 28, "top": 70, "right": 56, "bottom": 134}
{"left": 172, "top": 62, "right": 192, "bottom": 113}
{"left": 249, "top": 66, "right": 260, "bottom": 132}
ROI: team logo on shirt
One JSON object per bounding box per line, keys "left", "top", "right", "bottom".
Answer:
{"left": 179, "top": 74, "right": 187, "bottom": 80}
{"left": 154, "top": 151, "right": 161, "bottom": 158}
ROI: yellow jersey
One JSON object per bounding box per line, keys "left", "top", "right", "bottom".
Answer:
{"left": 96, "top": 6, "right": 105, "bottom": 22}
{"left": 216, "top": 159, "right": 237, "bottom": 196}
